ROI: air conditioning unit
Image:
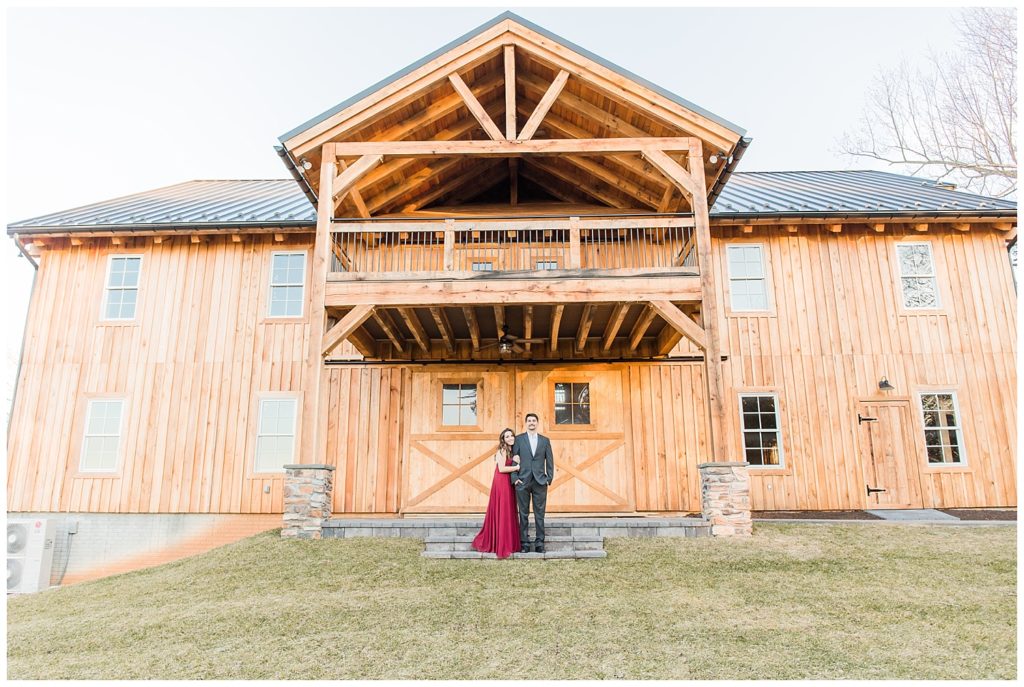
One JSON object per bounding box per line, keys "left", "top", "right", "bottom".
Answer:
{"left": 7, "top": 519, "right": 57, "bottom": 594}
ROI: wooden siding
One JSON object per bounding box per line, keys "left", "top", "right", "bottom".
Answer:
{"left": 7, "top": 235, "right": 313, "bottom": 514}
{"left": 7, "top": 225, "right": 1016, "bottom": 514}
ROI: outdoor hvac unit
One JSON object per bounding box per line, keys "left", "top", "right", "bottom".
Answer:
{"left": 7, "top": 518, "right": 56, "bottom": 594}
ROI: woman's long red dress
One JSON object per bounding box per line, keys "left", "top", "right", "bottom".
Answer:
{"left": 471, "top": 453, "right": 521, "bottom": 558}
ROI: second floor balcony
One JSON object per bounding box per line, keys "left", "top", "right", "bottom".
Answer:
{"left": 328, "top": 215, "right": 698, "bottom": 280}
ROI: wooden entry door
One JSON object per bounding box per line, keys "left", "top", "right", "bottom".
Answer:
{"left": 516, "top": 368, "right": 635, "bottom": 512}
{"left": 857, "top": 400, "right": 924, "bottom": 509}
{"left": 402, "top": 366, "right": 635, "bottom": 513}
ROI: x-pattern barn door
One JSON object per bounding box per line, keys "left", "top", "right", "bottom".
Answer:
{"left": 401, "top": 365, "right": 635, "bottom": 513}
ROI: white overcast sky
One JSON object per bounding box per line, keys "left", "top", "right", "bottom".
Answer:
{"left": 0, "top": 4, "right": 998, "bottom": 427}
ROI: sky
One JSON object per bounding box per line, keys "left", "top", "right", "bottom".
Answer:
{"left": 1, "top": 5, "right": 973, "bottom": 428}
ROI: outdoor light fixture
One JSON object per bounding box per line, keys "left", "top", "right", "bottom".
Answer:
{"left": 300, "top": 158, "right": 313, "bottom": 170}
{"left": 878, "top": 377, "right": 895, "bottom": 391}
{"left": 709, "top": 153, "right": 720, "bottom": 164}
{"left": 498, "top": 341, "right": 513, "bottom": 354}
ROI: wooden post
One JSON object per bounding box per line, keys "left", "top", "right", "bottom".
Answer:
{"left": 569, "top": 216, "right": 582, "bottom": 269}
{"left": 686, "top": 141, "right": 727, "bottom": 461}
{"left": 443, "top": 219, "right": 455, "bottom": 271}
{"left": 300, "top": 143, "right": 337, "bottom": 466}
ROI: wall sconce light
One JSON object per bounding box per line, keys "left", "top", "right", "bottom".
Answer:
{"left": 878, "top": 376, "right": 895, "bottom": 391}
{"left": 708, "top": 153, "right": 720, "bottom": 164}
{"left": 299, "top": 158, "right": 313, "bottom": 170}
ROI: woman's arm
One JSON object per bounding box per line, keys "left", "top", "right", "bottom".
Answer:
{"left": 496, "top": 451, "right": 518, "bottom": 473}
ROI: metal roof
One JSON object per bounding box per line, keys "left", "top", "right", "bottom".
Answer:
{"left": 278, "top": 11, "right": 747, "bottom": 144}
{"left": 8, "top": 171, "right": 1016, "bottom": 234}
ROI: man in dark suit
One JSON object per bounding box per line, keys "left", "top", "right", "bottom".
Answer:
{"left": 510, "top": 412, "right": 555, "bottom": 553}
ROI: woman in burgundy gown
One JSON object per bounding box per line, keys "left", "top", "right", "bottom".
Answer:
{"left": 471, "top": 428, "right": 521, "bottom": 558}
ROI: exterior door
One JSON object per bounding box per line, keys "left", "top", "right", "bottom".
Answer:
{"left": 402, "top": 365, "right": 634, "bottom": 513}
{"left": 515, "top": 367, "right": 635, "bottom": 512}
{"left": 857, "top": 400, "right": 924, "bottom": 508}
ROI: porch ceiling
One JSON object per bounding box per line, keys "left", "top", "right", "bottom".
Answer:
{"left": 279, "top": 15, "right": 745, "bottom": 220}
{"left": 326, "top": 301, "right": 703, "bottom": 361}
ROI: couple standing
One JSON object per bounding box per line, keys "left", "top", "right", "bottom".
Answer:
{"left": 471, "top": 412, "right": 555, "bottom": 558}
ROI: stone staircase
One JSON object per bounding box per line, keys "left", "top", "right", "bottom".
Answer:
{"left": 322, "top": 517, "right": 711, "bottom": 559}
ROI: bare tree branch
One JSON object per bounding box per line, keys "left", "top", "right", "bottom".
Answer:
{"left": 838, "top": 8, "right": 1016, "bottom": 198}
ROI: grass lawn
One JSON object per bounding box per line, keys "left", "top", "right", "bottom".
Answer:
{"left": 7, "top": 524, "right": 1016, "bottom": 679}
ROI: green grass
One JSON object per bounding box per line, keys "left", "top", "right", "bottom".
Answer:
{"left": 7, "top": 524, "right": 1016, "bottom": 679}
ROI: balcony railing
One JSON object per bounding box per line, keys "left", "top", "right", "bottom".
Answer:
{"left": 329, "top": 217, "right": 697, "bottom": 277}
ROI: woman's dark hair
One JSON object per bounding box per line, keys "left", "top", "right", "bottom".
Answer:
{"left": 497, "top": 428, "right": 515, "bottom": 457}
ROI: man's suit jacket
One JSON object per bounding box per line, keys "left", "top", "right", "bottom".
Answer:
{"left": 511, "top": 432, "right": 554, "bottom": 487}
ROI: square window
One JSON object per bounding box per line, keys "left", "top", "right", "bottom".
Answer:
{"left": 919, "top": 392, "right": 964, "bottom": 465}
{"left": 553, "top": 382, "right": 590, "bottom": 425}
{"left": 739, "top": 394, "right": 783, "bottom": 468}
{"left": 254, "top": 397, "right": 297, "bottom": 472}
{"left": 441, "top": 384, "right": 478, "bottom": 426}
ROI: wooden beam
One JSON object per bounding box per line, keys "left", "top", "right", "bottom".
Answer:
{"left": 365, "top": 157, "right": 468, "bottom": 214}
{"left": 649, "top": 299, "right": 707, "bottom": 350}
{"left": 332, "top": 137, "right": 694, "bottom": 158}
{"left": 992, "top": 222, "right": 1014, "bottom": 232}
{"left": 951, "top": 222, "right": 971, "bottom": 232}
{"left": 300, "top": 141, "right": 337, "bottom": 466}
{"left": 424, "top": 161, "right": 507, "bottom": 210}
{"left": 462, "top": 306, "right": 480, "bottom": 351}
{"left": 448, "top": 72, "right": 506, "bottom": 141}
{"left": 337, "top": 159, "right": 371, "bottom": 218}
{"left": 528, "top": 158, "right": 632, "bottom": 209}
{"left": 575, "top": 303, "right": 595, "bottom": 352}
{"left": 398, "top": 307, "right": 430, "bottom": 353}
{"left": 656, "top": 326, "right": 684, "bottom": 356}
{"left": 641, "top": 149, "right": 701, "bottom": 199}
{"left": 628, "top": 305, "right": 657, "bottom": 351}
{"left": 373, "top": 309, "right": 406, "bottom": 353}
{"left": 827, "top": 224, "right": 842, "bottom": 233}
{"left": 518, "top": 69, "right": 570, "bottom": 141}
{"left": 331, "top": 154, "right": 384, "bottom": 204}
{"left": 229, "top": 234, "right": 241, "bottom": 243}
{"left": 740, "top": 225, "right": 753, "bottom": 234}
{"left": 549, "top": 304, "right": 564, "bottom": 352}
{"left": 602, "top": 303, "right": 629, "bottom": 351}
{"left": 70, "top": 237, "right": 83, "bottom": 246}
{"left": 493, "top": 305, "right": 505, "bottom": 336}
{"left": 509, "top": 159, "right": 518, "bottom": 205}
{"left": 869, "top": 223, "right": 886, "bottom": 233}
{"left": 784, "top": 225, "right": 798, "bottom": 234}
{"left": 913, "top": 223, "right": 929, "bottom": 232}
{"left": 504, "top": 45, "right": 516, "bottom": 140}
{"left": 322, "top": 304, "right": 374, "bottom": 356}
{"left": 523, "top": 304, "right": 533, "bottom": 352}
{"left": 518, "top": 164, "right": 596, "bottom": 205}
{"left": 346, "top": 327, "right": 376, "bottom": 359}
{"left": 657, "top": 185, "right": 676, "bottom": 213}
{"left": 429, "top": 307, "right": 455, "bottom": 354}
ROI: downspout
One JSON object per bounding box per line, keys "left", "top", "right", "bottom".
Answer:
{"left": 707, "top": 136, "right": 752, "bottom": 207}
{"left": 275, "top": 145, "right": 319, "bottom": 209}
{"left": 7, "top": 233, "right": 38, "bottom": 437}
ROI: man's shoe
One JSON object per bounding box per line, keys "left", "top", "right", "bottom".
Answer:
{"left": 520, "top": 545, "right": 531, "bottom": 554}
{"left": 534, "top": 543, "right": 545, "bottom": 554}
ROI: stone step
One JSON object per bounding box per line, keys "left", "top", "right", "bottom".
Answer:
{"left": 322, "top": 518, "right": 712, "bottom": 540}
{"left": 421, "top": 549, "right": 607, "bottom": 560}
{"left": 424, "top": 534, "right": 604, "bottom": 553}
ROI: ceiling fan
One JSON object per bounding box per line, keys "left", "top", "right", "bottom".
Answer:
{"left": 480, "top": 324, "right": 544, "bottom": 354}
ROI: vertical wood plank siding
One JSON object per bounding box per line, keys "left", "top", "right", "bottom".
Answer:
{"left": 6, "top": 226, "right": 1016, "bottom": 513}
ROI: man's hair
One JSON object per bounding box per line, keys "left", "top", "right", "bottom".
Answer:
{"left": 525, "top": 412, "right": 539, "bottom": 422}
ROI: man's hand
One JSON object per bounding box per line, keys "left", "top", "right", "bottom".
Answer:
{"left": 515, "top": 479, "right": 523, "bottom": 486}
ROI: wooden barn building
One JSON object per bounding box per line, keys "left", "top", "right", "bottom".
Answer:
{"left": 6, "top": 13, "right": 1017, "bottom": 581}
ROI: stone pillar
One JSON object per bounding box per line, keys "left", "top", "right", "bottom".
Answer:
{"left": 282, "top": 464, "right": 335, "bottom": 539}
{"left": 698, "top": 462, "right": 752, "bottom": 537}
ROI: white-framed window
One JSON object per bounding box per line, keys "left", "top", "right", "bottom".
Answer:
{"left": 726, "top": 244, "right": 769, "bottom": 311}
{"left": 739, "top": 393, "right": 783, "bottom": 467}
{"left": 268, "top": 252, "right": 306, "bottom": 318}
{"left": 254, "top": 397, "right": 298, "bottom": 472}
{"left": 441, "top": 383, "right": 478, "bottom": 426}
{"left": 919, "top": 392, "right": 965, "bottom": 465}
{"left": 536, "top": 260, "right": 559, "bottom": 270}
{"left": 102, "top": 255, "right": 142, "bottom": 320}
{"left": 80, "top": 399, "right": 125, "bottom": 472}
{"left": 471, "top": 261, "right": 494, "bottom": 272}
{"left": 896, "top": 242, "right": 940, "bottom": 309}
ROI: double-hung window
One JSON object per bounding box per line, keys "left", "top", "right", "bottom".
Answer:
{"left": 739, "top": 394, "right": 783, "bottom": 467}
{"left": 102, "top": 255, "right": 142, "bottom": 320}
{"left": 268, "top": 252, "right": 306, "bottom": 318}
{"left": 919, "top": 392, "right": 965, "bottom": 465}
{"left": 727, "top": 245, "right": 769, "bottom": 311}
{"left": 896, "top": 243, "right": 940, "bottom": 309}
{"left": 254, "top": 397, "right": 298, "bottom": 472}
{"left": 80, "top": 399, "right": 124, "bottom": 472}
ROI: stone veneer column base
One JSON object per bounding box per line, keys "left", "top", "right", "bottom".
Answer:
{"left": 282, "top": 464, "right": 335, "bottom": 539}
{"left": 698, "top": 462, "right": 753, "bottom": 537}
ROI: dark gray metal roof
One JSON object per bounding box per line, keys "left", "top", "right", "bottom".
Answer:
{"left": 8, "top": 171, "right": 1016, "bottom": 234}
{"left": 713, "top": 170, "right": 1017, "bottom": 218}
{"left": 278, "top": 11, "right": 747, "bottom": 144}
